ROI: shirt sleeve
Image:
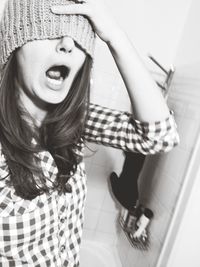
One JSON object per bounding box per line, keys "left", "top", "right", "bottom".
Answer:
{"left": 83, "top": 103, "right": 180, "bottom": 155}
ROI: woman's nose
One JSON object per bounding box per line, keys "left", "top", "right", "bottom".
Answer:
{"left": 56, "top": 36, "right": 75, "bottom": 54}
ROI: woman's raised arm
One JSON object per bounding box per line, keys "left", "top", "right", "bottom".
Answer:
{"left": 51, "top": 0, "right": 170, "bottom": 122}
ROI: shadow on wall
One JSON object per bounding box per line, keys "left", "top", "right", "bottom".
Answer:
{"left": 139, "top": 155, "right": 161, "bottom": 205}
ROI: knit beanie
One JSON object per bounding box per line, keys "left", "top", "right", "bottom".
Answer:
{"left": 0, "top": 0, "right": 96, "bottom": 67}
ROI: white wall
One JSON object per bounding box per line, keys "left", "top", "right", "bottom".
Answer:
{"left": 166, "top": 161, "right": 200, "bottom": 267}
{"left": 156, "top": 0, "right": 200, "bottom": 265}
{"left": 83, "top": 1, "right": 194, "bottom": 267}
{"left": 0, "top": 0, "right": 7, "bottom": 19}
{"left": 90, "top": 0, "right": 193, "bottom": 110}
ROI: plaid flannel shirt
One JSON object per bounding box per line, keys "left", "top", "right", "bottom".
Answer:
{"left": 0, "top": 103, "right": 179, "bottom": 267}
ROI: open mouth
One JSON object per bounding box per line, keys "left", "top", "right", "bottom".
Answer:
{"left": 46, "top": 65, "right": 70, "bottom": 86}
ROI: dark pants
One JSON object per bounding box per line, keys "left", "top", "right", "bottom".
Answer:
{"left": 110, "top": 152, "right": 146, "bottom": 210}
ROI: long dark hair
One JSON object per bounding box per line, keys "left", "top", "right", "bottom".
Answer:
{"left": 0, "top": 52, "right": 93, "bottom": 200}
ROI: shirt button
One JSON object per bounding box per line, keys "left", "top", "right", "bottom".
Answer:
{"left": 65, "top": 183, "right": 72, "bottom": 193}
{"left": 60, "top": 245, "right": 65, "bottom": 253}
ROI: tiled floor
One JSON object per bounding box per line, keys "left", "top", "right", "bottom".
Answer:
{"left": 80, "top": 240, "right": 122, "bottom": 267}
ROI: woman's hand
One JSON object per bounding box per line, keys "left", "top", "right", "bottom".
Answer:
{"left": 51, "top": 0, "right": 123, "bottom": 44}
{"left": 51, "top": 0, "right": 171, "bottom": 123}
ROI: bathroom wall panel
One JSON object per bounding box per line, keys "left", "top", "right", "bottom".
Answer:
{"left": 158, "top": 0, "right": 200, "bottom": 264}
{"left": 82, "top": 229, "right": 119, "bottom": 246}
{"left": 84, "top": 207, "right": 101, "bottom": 231}
{"left": 96, "top": 211, "right": 119, "bottom": 235}
{"left": 158, "top": 63, "right": 200, "bottom": 266}
{"left": 148, "top": 196, "right": 173, "bottom": 243}
{"left": 117, "top": 230, "right": 132, "bottom": 266}
{"left": 136, "top": 77, "right": 199, "bottom": 266}
{"left": 86, "top": 184, "right": 107, "bottom": 210}
{"left": 166, "top": 163, "right": 200, "bottom": 267}
{"left": 82, "top": 0, "right": 194, "bottom": 264}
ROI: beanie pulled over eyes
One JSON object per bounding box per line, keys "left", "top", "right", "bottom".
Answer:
{"left": 0, "top": 0, "right": 96, "bottom": 66}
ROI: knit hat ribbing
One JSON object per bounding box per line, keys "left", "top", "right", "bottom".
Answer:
{"left": 0, "top": 0, "right": 96, "bottom": 66}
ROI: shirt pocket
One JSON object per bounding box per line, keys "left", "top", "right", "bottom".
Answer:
{"left": 0, "top": 186, "right": 58, "bottom": 263}
{"left": 0, "top": 187, "right": 51, "bottom": 217}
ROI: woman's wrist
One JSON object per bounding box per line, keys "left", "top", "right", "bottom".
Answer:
{"left": 106, "top": 29, "right": 135, "bottom": 58}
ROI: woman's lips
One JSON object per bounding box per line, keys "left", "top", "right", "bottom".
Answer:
{"left": 45, "top": 75, "right": 65, "bottom": 90}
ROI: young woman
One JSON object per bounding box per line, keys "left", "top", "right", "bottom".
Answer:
{"left": 0, "top": 0, "right": 179, "bottom": 266}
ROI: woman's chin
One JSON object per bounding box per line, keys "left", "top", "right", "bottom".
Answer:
{"left": 37, "top": 86, "right": 69, "bottom": 105}
{"left": 41, "top": 95, "right": 66, "bottom": 105}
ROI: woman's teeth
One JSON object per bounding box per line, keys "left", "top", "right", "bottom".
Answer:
{"left": 46, "top": 66, "right": 69, "bottom": 87}
{"left": 46, "top": 76, "right": 63, "bottom": 86}
{"left": 47, "top": 70, "right": 63, "bottom": 80}
{"left": 46, "top": 69, "right": 63, "bottom": 85}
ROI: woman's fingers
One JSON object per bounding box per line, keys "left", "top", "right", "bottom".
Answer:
{"left": 75, "top": 0, "right": 87, "bottom": 3}
{"left": 50, "top": 0, "right": 121, "bottom": 43}
{"left": 51, "top": 4, "right": 90, "bottom": 16}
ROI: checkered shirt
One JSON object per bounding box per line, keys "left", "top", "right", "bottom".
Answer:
{"left": 0, "top": 103, "right": 179, "bottom": 267}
